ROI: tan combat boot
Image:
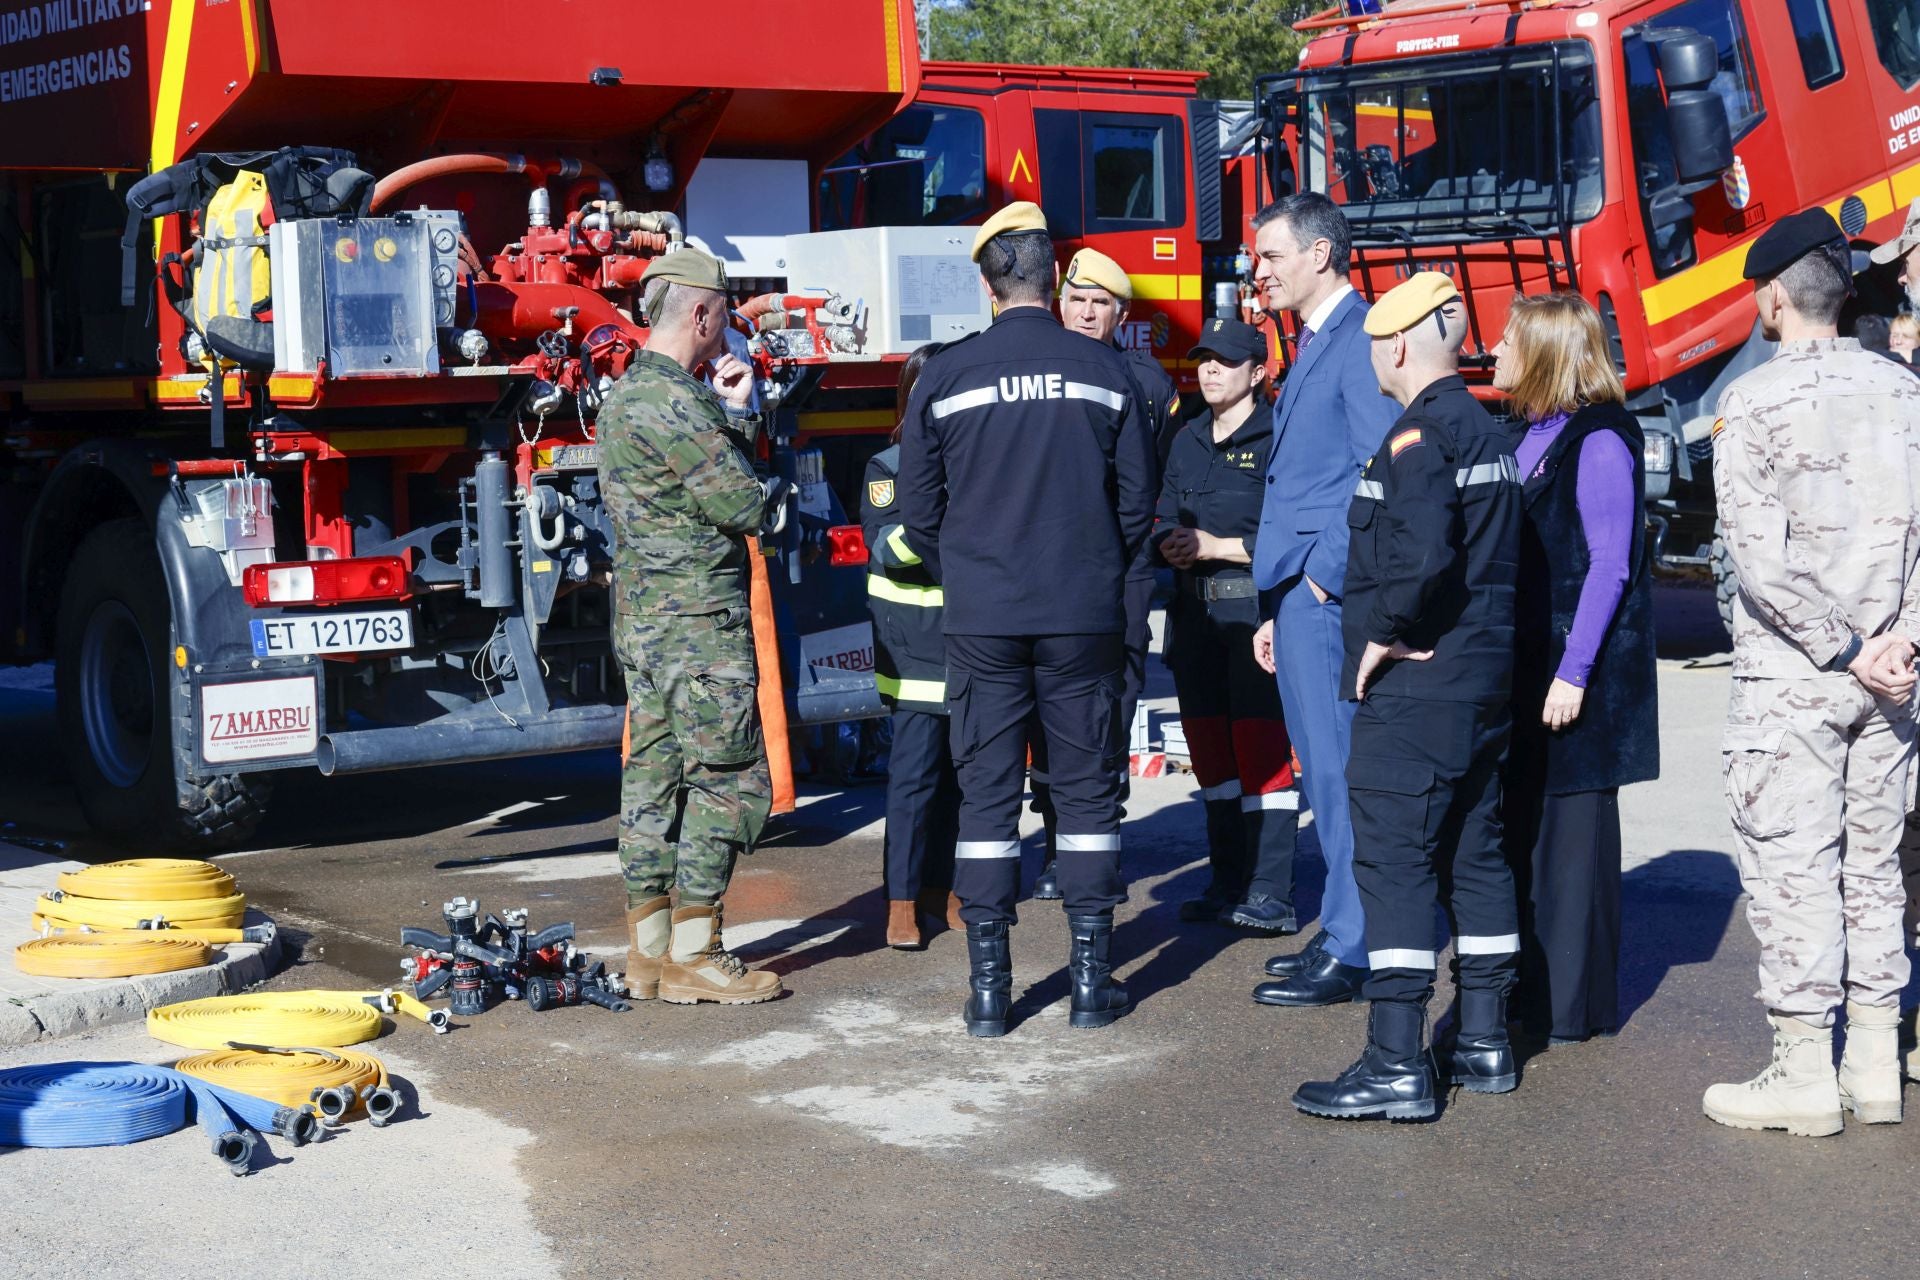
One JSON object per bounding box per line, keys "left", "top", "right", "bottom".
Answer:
{"left": 1838, "top": 1000, "right": 1904, "bottom": 1124}
{"left": 624, "top": 895, "right": 671, "bottom": 1000}
{"left": 658, "top": 903, "right": 783, "bottom": 1005}
{"left": 1702, "top": 1013, "right": 1844, "bottom": 1137}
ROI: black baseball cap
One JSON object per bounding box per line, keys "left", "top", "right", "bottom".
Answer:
{"left": 1187, "top": 317, "right": 1266, "bottom": 364}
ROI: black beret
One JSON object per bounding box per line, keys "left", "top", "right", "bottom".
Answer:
{"left": 1187, "top": 317, "right": 1268, "bottom": 364}
{"left": 1743, "top": 208, "right": 1848, "bottom": 280}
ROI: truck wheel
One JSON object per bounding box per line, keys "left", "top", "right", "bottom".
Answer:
{"left": 1710, "top": 528, "right": 1736, "bottom": 638}
{"left": 54, "top": 519, "right": 269, "bottom": 850}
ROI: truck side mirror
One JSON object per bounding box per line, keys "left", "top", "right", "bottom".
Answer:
{"left": 1667, "top": 90, "right": 1733, "bottom": 183}
{"left": 1655, "top": 31, "right": 1719, "bottom": 90}
{"left": 1649, "top": 29, "right": 1735, "bottom": 183}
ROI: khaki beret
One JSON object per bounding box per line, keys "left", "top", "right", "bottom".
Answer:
{"left": 971, "top": 200, "right": 1050, "bottom": 262}
{"left": 1363, "top": 271, "right": 1462, "bottom": 336}
{"left": 639, "top": 246, "right": 730, "bottom": 295}
{"left": 1870, "top": 198, "right": 1920, "bottom": 266}
{"left": 1062, "top": 247, "right": 1132, "bottom": 300}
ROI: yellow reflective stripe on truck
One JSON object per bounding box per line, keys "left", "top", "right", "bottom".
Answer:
{"left": 1129, "top": 274, "right": 1202, "bottom": 301}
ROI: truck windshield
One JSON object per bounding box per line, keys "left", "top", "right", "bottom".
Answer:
{"left": 1289, "top": 42, "right": 1603, "bottom": 236}
{"left": 817, "top": 104, "right": 989, "bottom": 232}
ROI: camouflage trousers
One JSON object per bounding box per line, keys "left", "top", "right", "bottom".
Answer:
{"left": 1723, "top": 676, "right": 1915, "bottom": 1026}
{"left": 614, "top": 607, "right": 771, "bottom": 909}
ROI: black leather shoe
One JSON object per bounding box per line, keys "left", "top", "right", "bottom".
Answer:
{"left": 1446, "top": 988, "right": 1518, "bottom": 1093}
{"left": 1292, "top": 1001, "right": 1437, "bottom": 1121}
{"left": 1264, "top": 930, "right": 1327, "bottom": 978}
{"left": 1066, "top": 912, "right": 1130, "bottom": 1029}
{"left": 1252, "top": 946, "right": 1365, "bottom": 1007}
{"left": 963, "top": 921, "right": 1012, "bottom": 1037}
{"left": 1177, "top": 884, "right": 1236, "bottom": 923}
{"left": 1228, "top": 892, "right": 1298, "bottom": 935}
{"left": 1031, "top": 860, "right": 1061, "bottom": 901}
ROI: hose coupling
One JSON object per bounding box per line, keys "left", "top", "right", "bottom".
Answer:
{"left": 363, "top": 1086, "right": 401, "bottom": 1128}
{"left": 271, "top": 1105, "right": 319, "bottom": 1146}
{"left": 214, "top": 1129, "right": 257, "bottom": 1175}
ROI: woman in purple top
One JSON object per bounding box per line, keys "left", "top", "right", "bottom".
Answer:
{"left": 1491, "top": 293, "right": 1660, "bottom": 1045}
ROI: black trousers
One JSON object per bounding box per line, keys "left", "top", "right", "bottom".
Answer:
{"left": 1030, "top": 573, "right": 1153, "bottom": 844}
{"left": 1349, "top": 694, "right": 1518, "bottom": 1005}
{"left": 949, "top": 632, "right": 1127, "bottom": 926}
{"left": 1504, "top": 781, "right": 1622, "bottom": 1038}
{"left": 883, "top": 707, "right": 959, "bottom": 901}
{"left": 1164, "top": 590, "right": 1298, "bottom": 903}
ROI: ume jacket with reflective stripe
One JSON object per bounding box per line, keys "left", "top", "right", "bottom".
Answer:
{"left": 1340, "top": 375, "right": 1522, "bottom": 703}
{"left": 862, "top": 444, "right": 948, "bottom": 713}
{"left": 897, "top": 308, "right": 1157, "bottom": 636}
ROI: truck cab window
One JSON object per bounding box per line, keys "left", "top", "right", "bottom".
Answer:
{"left": 1787, "top": 0, "right": 1845, "bottom": 89}
{"left": 1866, "top": 0, "right": 1920, "bottom": 87}
{"left": 1085, "top": 113, "right": 1186, "bottom": 233}
{"left": 818, "top": 105, "right": 988, "bottom": 231}
{"left": 1648, "top": 0, "right": 1764, "bottom": 135}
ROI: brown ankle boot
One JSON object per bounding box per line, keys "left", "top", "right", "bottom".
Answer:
{"left": 887, "top": 899, "right": 924, "bottom": 949}
{"left": 944, "top": 891, "right": 965, "bottom": 931}
{"left": 915, "top": 884, "right": 964, "bottom": 933}
{"left": 658, "top": 903, "right": 782, "bottom": 1005}
{"left": 624, "top": 895, "right": 671, "bottom": 1000}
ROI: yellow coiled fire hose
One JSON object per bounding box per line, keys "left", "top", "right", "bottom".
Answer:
{"left": 150, "top": 992, "right": 386, "bottom": 1049}
{"left": 34, "top": 859, "right": 246, "bottom": 933}
{"left": 149, "top": 989, "right": 447, "bottom": 1049}
{"left": 14, "top": 931, "right": 214, "bottom": 978}
{"left": 58, "top": 859, "right": 237, "bottom": 901}
{"left": 174, "top": 1046, "right": 400, "bottom": 1125}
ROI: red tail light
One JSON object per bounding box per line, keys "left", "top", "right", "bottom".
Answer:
{"left": 827, "top": 525, "right": 868, "bottom": 567}
{"left": 242, "top": 557, "right": 412, "bottom": 608}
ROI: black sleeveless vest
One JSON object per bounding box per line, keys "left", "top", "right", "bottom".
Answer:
{"left": 1512, "top": 402, "right": 1660, "bottom": 794}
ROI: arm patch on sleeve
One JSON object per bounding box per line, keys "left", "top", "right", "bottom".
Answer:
{"left": 868, "top": 479, "right": 895, "bottom": 508}
{"left": 1388, "top": 427, "right": 1424, "bottom": 458}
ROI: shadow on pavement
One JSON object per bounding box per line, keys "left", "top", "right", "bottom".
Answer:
{"left": 1617, "top": 847, "right": 1741, "bottom": 1029}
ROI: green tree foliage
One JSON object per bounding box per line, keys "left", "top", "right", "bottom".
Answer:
{"left": 927, "top": 0, "right": 1315, "bottom": 101}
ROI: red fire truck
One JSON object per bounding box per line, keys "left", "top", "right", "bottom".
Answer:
{"left": 0, "top": 0, "right": 925, "bottom": 845}
{"left": 1263, "top": 0, "right": 1920, "bottom": 621}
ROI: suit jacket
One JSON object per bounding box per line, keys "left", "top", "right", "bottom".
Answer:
{"left": 1251, "top": 290, "right": 1402, "bottom": 598}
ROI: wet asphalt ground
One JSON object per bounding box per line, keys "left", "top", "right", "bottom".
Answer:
{"left": 2, "top": 580, "right": 1917, "bottom": 1280}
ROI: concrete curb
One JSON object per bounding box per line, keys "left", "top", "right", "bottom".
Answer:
{"left": 1, "top": 844, "right": 287, "bottom": 1046}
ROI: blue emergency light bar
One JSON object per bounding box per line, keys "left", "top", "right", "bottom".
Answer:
{"left": 1343, "top": 0, "right": 1385, "bottom": 13}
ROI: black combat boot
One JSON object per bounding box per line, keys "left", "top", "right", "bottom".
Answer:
{"left": 1446, "top": 988, "right": 1518, "bottom": 1094}
{"left": 963, "top": 921, "right": 1013, "bottom": 1038}
{"left": 1066, "top": 912, "right": 1131, "bottom": 1029}
{"left": 1291, "top": 1000, "right": 1437, "bottom": 1121}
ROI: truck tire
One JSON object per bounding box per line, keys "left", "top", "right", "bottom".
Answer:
{"left": 1710, "top": 528, "right": 1736, "bottom": 638}
{"left": 54, "top": 519, "right": 269, "bottom": 850}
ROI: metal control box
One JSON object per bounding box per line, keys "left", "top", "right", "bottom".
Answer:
{"left": 270, "top": 216, "right": 440, "bottom": 377}
{"left": 780, "top": 226, "right": 991, "bottom": 357}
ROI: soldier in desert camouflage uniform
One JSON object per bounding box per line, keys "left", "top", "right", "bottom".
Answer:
{"left": 600, "top": 247, "right": 785, "bottom": 1007}
{"left": 1704, "top": 210, "right": 1920, "bottom": 1136}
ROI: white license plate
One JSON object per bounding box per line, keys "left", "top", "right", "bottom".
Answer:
{"left": 249, "top": 609, "right": 413, "bottom": 657}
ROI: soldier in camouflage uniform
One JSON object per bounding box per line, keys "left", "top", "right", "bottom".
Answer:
{"left": 600, "top": 247, "right": 784, "bottom": 1006}
{"left": 1704, "top": 210, "right": 1920, "bottom": 1136}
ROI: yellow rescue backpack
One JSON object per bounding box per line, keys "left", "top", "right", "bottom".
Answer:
{"left": 192, "top": 170, "right": 275, "bottom": 369}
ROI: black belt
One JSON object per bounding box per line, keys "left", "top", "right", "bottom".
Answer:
{"left": 1180, "top": 573, "right": 1256, "bottom": 603}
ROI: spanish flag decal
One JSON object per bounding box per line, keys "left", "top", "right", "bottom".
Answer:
{"left": 1389, "top": 427, "right": 1424, "bottom": 458}
{"left": 1710, "top": 417, "right": 1725, "bottom": 438}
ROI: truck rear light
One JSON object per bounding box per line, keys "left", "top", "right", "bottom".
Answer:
{"left": 242, "top": 557, "right": 411, "bottom": 607}
{"left": 827, "top": 525, "right": 868, "bottom": 567}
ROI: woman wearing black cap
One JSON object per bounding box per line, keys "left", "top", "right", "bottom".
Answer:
{"left": 1152, "top": 319, "right": 1302, "bottom": 932}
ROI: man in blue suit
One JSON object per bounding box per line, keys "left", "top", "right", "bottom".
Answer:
{"left": 1246, "top": 194, "right": 1400, "bottom": 1007}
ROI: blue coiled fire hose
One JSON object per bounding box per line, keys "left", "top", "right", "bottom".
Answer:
{"left": 0, "top": 1061, "right": 319, "bottom": 1174}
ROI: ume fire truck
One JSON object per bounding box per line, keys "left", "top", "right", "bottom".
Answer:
{"left": 1268, "top": 0, "right": 1920, "bottom": 623}
{"left": 0, "top": 0, "right": 930, "bottom": 845}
